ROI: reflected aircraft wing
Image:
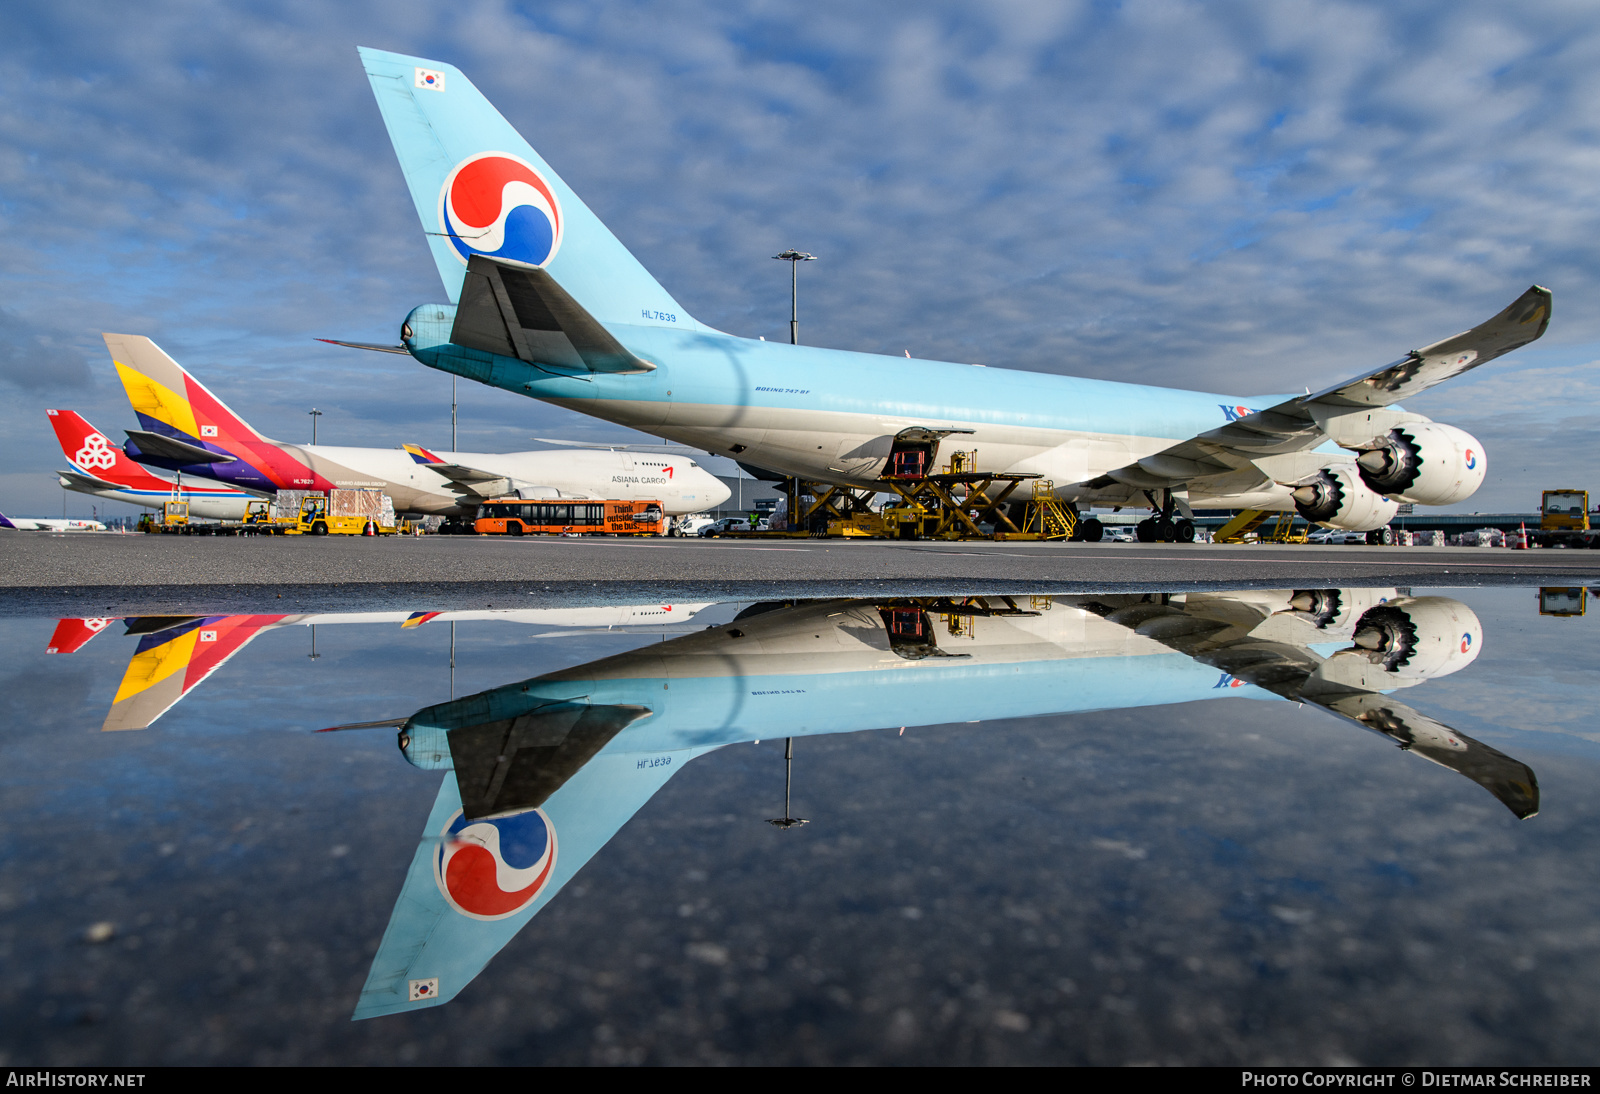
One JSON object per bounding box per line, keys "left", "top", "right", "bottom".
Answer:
{"left": 354, "top": 743, "right": 717, "bottom": 1019}
{"left": 1078, "top": 286, "right": 1551, "bottom": 493}
{"left": 1088, "top": 594, "right": 1540, "bottom": 818}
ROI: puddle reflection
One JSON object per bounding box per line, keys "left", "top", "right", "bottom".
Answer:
{"left": 41, "top": 589, "right": 1546, "bottom": 1022}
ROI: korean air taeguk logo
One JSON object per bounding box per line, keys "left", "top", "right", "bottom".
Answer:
{"left": 438, "top": 152, "right": 564, "bottom": 268}
{"left": 434, "top": 807, "right": 558, "bottom": 920}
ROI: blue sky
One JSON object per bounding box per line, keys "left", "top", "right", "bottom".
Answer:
{"left": 3, "top": 0, "right": 1598, "bottom": 516}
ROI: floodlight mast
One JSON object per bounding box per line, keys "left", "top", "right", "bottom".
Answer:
{"left": 309, "top": 408, "right": 323, "bottom": 445}
{"left": 772, "top": 250, "right": 817, "bottom": 345}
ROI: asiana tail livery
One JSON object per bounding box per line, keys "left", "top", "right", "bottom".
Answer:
{"left": 103, "top": 334, "right": 728, "bottom": 520}
{"left": 356, "top": 47, "right": 1548, "bottom": 540}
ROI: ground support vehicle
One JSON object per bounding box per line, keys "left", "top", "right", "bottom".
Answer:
{"left": 1532, "top": 490, "right": 1600, "bottom": 548}
{"left": 295, "top": 489, "right": 399, "bottom": 536}
{"left": 473, "top": 498, "right": 665, "bottom": 536}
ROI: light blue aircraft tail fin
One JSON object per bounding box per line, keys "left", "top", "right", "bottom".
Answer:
{"left": 358, "top": 46, "right": 696, "bottom": 331}
{"left": 352, "top": 743, "right": 717, "bottom": 1019}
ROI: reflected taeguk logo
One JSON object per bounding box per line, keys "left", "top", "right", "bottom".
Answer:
{"left": 434, "top": 808, "right": 558, "bottom": 920}
{"left": 1461, "top": 632, "right": 1473, "bottom": 654}
{"left": 438, "top": 152, "right": 564, "bottom": 268}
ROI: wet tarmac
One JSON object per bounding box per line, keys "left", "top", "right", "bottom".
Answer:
{"left": 4, "top": 534, "right": 1599, "bottom": 616}
{"left": 2, "top": 584, "right": 1598, "bottom": 1064}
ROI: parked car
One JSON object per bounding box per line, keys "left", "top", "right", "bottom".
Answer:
{"left": 1105, "top": 528, "right": 1137, "bottom": 542}
{"left": 701, "top": 517, "right": 762, "bottom": 536}
{"left": 672, "top": 515, "right": 717, "bottom": 537}
{"left": 1307, "top": 529, "right": 1369, "bottom": 545}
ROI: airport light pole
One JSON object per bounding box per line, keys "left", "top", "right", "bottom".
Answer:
{"left": 309, "top": 408, "right": 323, "bottom": 445}
{"left": 772, "top": 250, "right": 816, "bottom": 345}
{"left": 451, "top": 376, "right": 457, "bottom": 451}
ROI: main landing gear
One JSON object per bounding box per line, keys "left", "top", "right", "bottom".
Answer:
{"left": 1135, "top": 489, "right": 1196, "bottom": 543}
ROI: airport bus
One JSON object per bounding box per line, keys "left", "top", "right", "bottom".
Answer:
{"left": 473, "top": 498, "right": 666, "bottom": 536}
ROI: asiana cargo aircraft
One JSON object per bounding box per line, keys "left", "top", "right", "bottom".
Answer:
{"left": 353, "top": 47, "right": 1549, "bottom": 542}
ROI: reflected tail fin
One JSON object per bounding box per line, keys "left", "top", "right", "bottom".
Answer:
{"left": 353, "top": 743, "right": 716, "bottom": 1019}
{"left": 103, "top": 614, "right": 288, "bottom": 731}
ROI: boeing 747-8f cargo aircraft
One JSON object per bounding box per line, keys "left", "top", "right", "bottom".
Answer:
{"left": 106, "top": 334, "right": 729, "bottom": 520}
{"left": 357, "top": 47, "right": 1547, "bottom": 541}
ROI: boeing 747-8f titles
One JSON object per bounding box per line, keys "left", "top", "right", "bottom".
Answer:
{"left": 356, "top": 47, "right": 1546, "bottom": 540}
{"left": 105, "top": 334, "right": 729, "bottom": 521}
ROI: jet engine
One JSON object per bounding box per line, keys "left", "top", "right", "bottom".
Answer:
{"left": 1354, "top": 422, "right": 1486, "bottom": 506}
{"left": 1351, "top": 595, "right": 1483, "bottom": 684}
{"left": 1291, "top": 466, "right": 1400, "bottom": 531}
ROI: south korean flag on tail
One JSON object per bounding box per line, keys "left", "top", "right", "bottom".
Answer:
{"left": 414, "top": 67, "right": 446, "bottom": 92}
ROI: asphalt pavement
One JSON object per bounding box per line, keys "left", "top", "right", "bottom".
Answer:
{"left": 2, "top": 532, "right": 1597, "bottom": 614}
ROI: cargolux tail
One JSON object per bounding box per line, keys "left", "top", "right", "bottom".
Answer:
{"left": 48, "top": 408, "right": 200, "bottom": 491}
{"left": 357, "top": 47, "right": 695, "bottom": 331}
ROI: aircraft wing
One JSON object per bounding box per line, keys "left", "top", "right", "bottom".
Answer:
{"left": 1078, "top": 286, "right": 1551, "bottom": 493}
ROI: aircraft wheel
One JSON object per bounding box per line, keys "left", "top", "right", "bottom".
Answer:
{"left": 508, "top": 522, "right": 524, "bottom": 537}
{"left": 1176, "top": 519, "right": 1196, "bottom": 543}
{"left": 1136, "top": 519, "right": 1157, "bottom": 543}
{"left": 1079, "top": 517, "right": 1104, "bottom": 543}
{"left": 1157, "top": 520, "right": 1178, "bottom": 542}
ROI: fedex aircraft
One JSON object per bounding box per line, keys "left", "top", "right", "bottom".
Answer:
{"left": 105, "top": 333, "right": 730, "bottom": 519}
{"left": 0, "top": 511, "right": 107, "bottom": 532}
{"left": 47, "top": 409, "right": 257, "bottom": 520}
{"left": 340, "top": 588, "right": 1533, "bottom": 1018}
{"left": 358, "top": 47, "right": 1547, "bottom": 541}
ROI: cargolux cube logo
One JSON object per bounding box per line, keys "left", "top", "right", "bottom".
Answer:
{"left": 438, "top": 153, "right": 563, "bottom": 268}
{"left": 74, "top": 433, "right": 119, "bottom": 471}
{"left": 434, "top": 807, "right": 557, "bottom": 921}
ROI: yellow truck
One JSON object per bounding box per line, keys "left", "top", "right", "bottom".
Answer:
{"left": 292, "top": 490, "right": 400, "bottom": 536}
{"left": 1533, "top": 490, "right": 1598, "bottom": 549}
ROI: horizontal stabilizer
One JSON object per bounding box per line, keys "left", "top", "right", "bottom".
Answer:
{"left": 448, "top": 700, "right": 654, "bottom": 820}
{"left": 57, "top": 469, "right": 121, "bottom": 493}
{"left": 452, "top": 255, "right": 655, "bottom": 375}
{"left": 316, "top": 339, "right": 410, "bottom": 355}
{"left": 125, "top": 429, "right": 235, "bottom": 465}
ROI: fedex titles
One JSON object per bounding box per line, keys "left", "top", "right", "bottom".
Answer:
{"left": 434, "top": 808, "right": 557, "bottom": 920}
{"left": 439, "top": 153, "right": 563, "bottom": 268}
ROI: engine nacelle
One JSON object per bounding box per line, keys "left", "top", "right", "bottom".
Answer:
{"left": 1354, "top": 423, "right": 1486, "bottom": 506}
{"left": 1292, "top": 466, "right": 1400, "bottom": 531}
{"left": 1348, "top": 596, "right": 1483, "bottom": 685}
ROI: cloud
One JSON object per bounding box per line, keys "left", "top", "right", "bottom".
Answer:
{"left": 2, "top": 0, "right": 1599, "bottom": 514}
{"left": 0, "top": 309, "right": 92, "bottom": 392}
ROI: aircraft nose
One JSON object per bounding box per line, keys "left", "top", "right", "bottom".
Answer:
{"left": 702, "top": 469, "right": 732, "bottom": 509}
